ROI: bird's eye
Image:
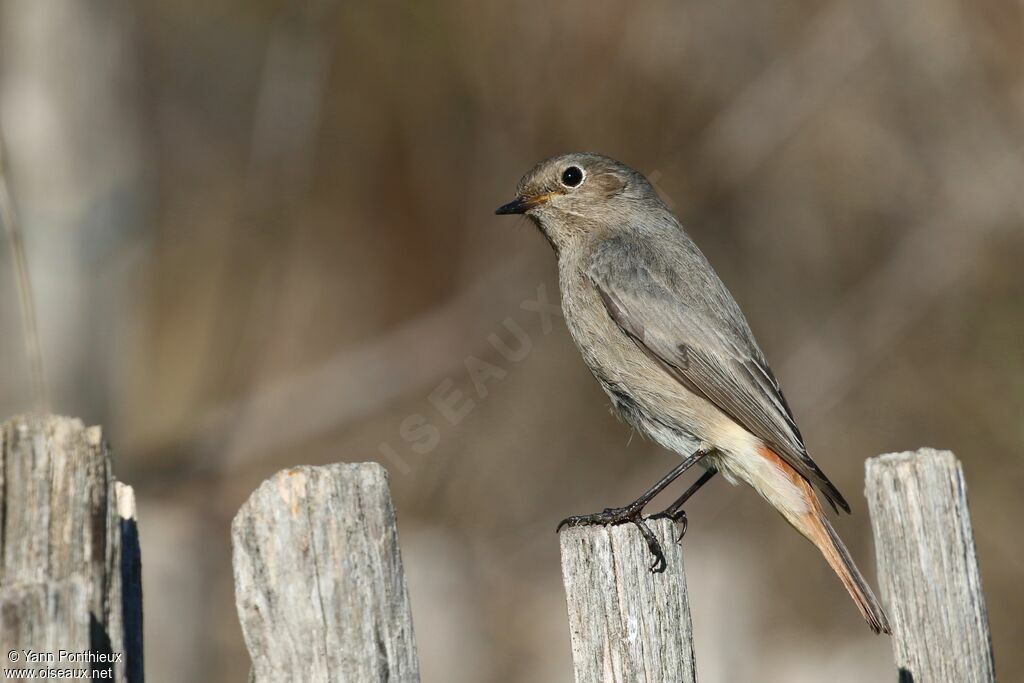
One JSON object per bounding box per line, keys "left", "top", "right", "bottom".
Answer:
{"left": 561, "top": 166, "right": 584, "bottom": 188}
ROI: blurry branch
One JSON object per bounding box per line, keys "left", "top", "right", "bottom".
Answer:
{"left": 1, "top": 0, "right": 148, "bottom": 420}
{"left": 200, "top": 3, "right": 336, "bottom": 406}
{"left": 780, "top": 186, "right": 1021, "bottom": 422}
{"left": 0, "top": 130, "right": 48, "bottom": 412}
{"left": 188, "top": 255, "right": 545, "bottom": 471}
{"left": 696, "top": 0, "right": 877, "bottom": 183}
{"left": 779, "top": 0, "right": 1024, "bottom": 421}
{"left": 247, "top": 6, "right": 335, "bottom": 205}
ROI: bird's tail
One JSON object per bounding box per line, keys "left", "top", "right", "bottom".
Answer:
{"left": 759, "top": 446, "right": 892, "bottom": 634}
{"left": 810, "top": 509, "right": 892, "bottom": 634}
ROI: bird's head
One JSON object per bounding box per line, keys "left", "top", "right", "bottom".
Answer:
{"left": 495, "top": 153, "right": 662, "bottom": 252}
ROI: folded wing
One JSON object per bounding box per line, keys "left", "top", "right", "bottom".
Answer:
{"left": 589, "top": 235, "right": 850, "bottom": 513}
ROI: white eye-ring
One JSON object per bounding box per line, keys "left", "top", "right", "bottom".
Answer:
{"left": 561, "top": 166, "right": 585, "bottom": 188}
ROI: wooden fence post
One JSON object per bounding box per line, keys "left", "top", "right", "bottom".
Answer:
{"left": 232, "top": 462, "right": 420, "bottom": 682}
{"left": 0, "top": 414, "right": 143, "bottom": 681}
{"left": 865, "top": 448, "right": 995, "bottom": 683}
{"left": 559, "top": 518, "right": 697, "bottom": 683}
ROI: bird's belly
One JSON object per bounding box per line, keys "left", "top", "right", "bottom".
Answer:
{"left": 604, "top": 377, "right": 808, "bottom": 517}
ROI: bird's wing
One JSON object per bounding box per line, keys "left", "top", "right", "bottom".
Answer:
{"left": 588, "top": 235, "right": 850, "bottom": 513}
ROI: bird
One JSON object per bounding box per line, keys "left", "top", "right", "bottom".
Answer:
{"left": 495, "top": 152, "right": 891, "bottom": 634}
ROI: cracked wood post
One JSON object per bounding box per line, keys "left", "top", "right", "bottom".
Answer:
{"left": 559, "top": 518, "right": 697, "bottom": 683}
{"left": 865, "top": 449, "right": 995, "bottom": 683}
{"left": 232, "top": 463, "right": 420, "bottom": 682}
{"left": 0, "top": 415, "right": 143, "bottom": 681}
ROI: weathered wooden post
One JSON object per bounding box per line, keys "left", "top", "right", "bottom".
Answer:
{"left": 865, "top": 448, "right": 995, "bottom": 683}
{"left": 0, "top": 415, "right": 143, "bottom": 681}
{"left": 559, "top": 519, "right": 697, "bottom": 683}
{"left": 232, "top": 462, "right": 420, "bottom": 682}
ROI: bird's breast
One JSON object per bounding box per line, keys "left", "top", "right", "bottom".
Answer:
{"left": 557, "top": 260, "right": 632, "bottom": 376}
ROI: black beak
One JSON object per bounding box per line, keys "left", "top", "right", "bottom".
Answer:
{"left": 495, "top": 197, "right": 529, "bottom": 215}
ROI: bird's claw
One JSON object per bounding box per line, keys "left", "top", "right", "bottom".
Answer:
{"left": 650, "top": 508, "right": 689, "bottom": 544}
{"left": 556, "top": 504, "right": 668, "bottom": 574}
{"left": 631, "top": 518, "right": 668, "bottom": 573}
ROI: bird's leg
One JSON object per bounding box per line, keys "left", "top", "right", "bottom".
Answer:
{"left": 556, "top": 450, "right": 707, "bottom": 531}
{"left": 651, "top": 468, "right": 717, "bottom": 541}
{"left": 557, "top": 449, "right": 709, "bottom": 573}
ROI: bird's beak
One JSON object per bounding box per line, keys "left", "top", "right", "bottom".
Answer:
{"left": 494, "top": 192, "right": 556, "bottom": 215}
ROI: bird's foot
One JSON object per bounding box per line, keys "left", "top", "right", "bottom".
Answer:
{"left": 556, "top": 503, "right": 641, "bottom": 531}
{"left": 650, "top": 507, "right": 689, "bottom": 544}
{"left": 557, "top": 504, "right": 667, "bottom": 573}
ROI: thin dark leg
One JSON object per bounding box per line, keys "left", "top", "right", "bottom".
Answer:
{"left": 556, "top": 449, "right": 708, "bottom": 531}
{"left": 556, "top": 448, "right": 709, "bottom": 573}
{"left": 651, "top": 468, "right": 717, "bottom": 540}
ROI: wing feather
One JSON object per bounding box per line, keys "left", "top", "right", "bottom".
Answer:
{"left": 589, "top": 236, "right": 850, "bottom": 513}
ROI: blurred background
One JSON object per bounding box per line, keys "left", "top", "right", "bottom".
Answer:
{"left": 1, "top": 0, "right": 1022, "bottom": 680}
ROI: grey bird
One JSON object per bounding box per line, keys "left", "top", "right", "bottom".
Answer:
{"left": 495, "top": 152, "right": 891, "bottom": 634}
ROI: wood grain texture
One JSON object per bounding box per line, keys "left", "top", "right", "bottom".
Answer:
{"left": 559, "top": 519, "right": 696, "bottom": 683}
{"left": 0, "top": 414, "right": 142, "bottom": 681}
{"left": 865, "top": 449, "right": 994, "bottom": 683}
{"left": 232, "top": 463, "right": 420, "bottom": 682}
{"left": 0, "top": 579, "right": 90, "bottom": 669}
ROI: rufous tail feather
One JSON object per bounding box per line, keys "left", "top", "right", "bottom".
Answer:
{"left": 759, "top": 446, "right": 892, "bottom": 634}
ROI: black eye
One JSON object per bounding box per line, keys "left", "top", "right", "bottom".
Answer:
{"left": 561, "top": 166, "right": 584, "bottom": 187}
